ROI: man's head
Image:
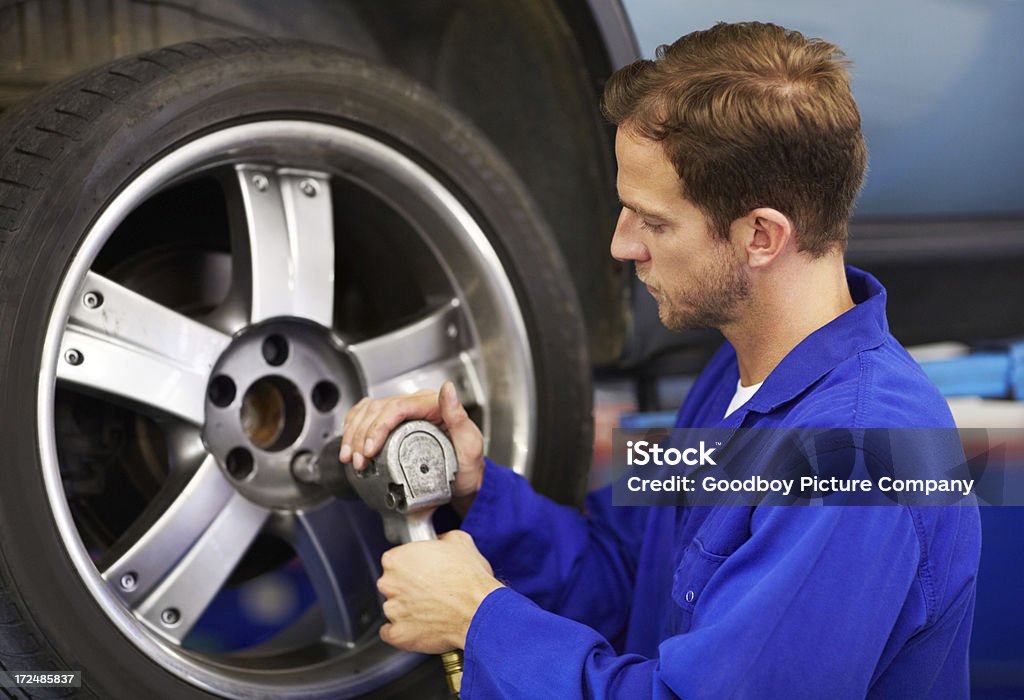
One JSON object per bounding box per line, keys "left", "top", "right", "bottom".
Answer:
{"left": 612, "top": 128, "right": 753, "bottom": 330}
{"left": 604, "top": 21, "right": 867, "bottom": 257}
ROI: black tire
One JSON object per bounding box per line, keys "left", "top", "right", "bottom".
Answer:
{"left": 0, "top": 39, "right": 591, "bottom": 699}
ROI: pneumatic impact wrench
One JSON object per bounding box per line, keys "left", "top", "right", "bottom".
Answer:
{"left": 311, "top": 421, "right": 464, "bottom": 697}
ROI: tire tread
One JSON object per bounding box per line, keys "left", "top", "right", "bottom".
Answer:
{"left": 0, "top": 582, "right": 74, "bottom": 699}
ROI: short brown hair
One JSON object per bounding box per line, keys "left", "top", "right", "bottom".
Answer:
{"left": 602, "top": 22, "right": 867, "bottom": 256}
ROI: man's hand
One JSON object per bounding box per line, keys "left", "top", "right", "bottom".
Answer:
{"left": 377, "top": 530, "right": 503, "bottom": 653}
{"left": 339, "top": 381, "right": 485, "bottom": 513}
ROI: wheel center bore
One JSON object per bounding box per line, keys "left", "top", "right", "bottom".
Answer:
{"left": 240, "top": 376, "right": 305, "bottom": 451}
{"left": 202, "top": 320, "right": 360, "bottom": 509}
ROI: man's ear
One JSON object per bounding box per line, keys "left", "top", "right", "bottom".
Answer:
{"left": 733, "top": 207, "right": 793, "bottom": 268}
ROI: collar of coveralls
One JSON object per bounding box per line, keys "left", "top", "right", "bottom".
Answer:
{"left": 711, "top": 265, "right": 888, "bottom": 418}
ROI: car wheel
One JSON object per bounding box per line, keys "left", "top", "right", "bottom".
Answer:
{"left": 0, "top": 38, "right": 591, "bottom": 698}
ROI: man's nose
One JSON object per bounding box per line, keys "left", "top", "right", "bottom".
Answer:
{"left": 610, "top": 209, "right": 650, "bottom": 262}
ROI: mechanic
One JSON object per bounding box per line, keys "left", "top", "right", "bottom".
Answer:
{"left": 339, "top": 21, "right": 981, "bottom": 698}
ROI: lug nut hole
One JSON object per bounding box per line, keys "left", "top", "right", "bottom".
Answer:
{"left": 262, "top": 334, "right": 289, "bottom": 366}
{"left": 208, "top": 375, "right": 237, "bottom": 407}
{"left": 311, "top": 381, "right": 340, "bottom": 412}
{"left": 226, "top": 447, "right": 255, "bottom": 481}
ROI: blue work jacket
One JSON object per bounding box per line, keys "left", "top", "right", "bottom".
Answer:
{"left": 460, "top": 267, "right": 981, "bottom": 699}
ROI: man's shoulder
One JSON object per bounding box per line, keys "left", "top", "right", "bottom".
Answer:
{"left": 780, "top": 333, "right": 955, "bottom": 429}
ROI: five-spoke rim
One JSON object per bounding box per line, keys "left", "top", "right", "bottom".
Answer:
{"left": 38, "top": 121, "right": 536, "bottom": 697}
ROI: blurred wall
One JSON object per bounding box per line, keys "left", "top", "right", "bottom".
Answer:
{"left": 621, "top": 0, "right": 1024, "bottom": 219}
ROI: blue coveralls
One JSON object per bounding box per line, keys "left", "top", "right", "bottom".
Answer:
{"left": 459, "top": 267, "right": 981, "bottom": 699}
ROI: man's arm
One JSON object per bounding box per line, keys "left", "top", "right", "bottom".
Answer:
{"left": 461, "top": 458, "right": 649, "bottom": 641}
{"left": 461, "top": 505, "right": 927, "bottom": 699}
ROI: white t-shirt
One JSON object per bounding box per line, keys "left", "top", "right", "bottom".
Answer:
{"left": 724, "top": 379, "right": 764, "bottom": 418}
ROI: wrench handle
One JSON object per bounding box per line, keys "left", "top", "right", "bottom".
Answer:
{"left": 397, "top": 510, "right": 439, "bottom": 545}
{"left": 398, "top": 512, "right": 463, "bottom": 697}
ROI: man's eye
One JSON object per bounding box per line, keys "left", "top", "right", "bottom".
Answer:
{"left": 640, "top": 219, "right": 665, "bottom": 233}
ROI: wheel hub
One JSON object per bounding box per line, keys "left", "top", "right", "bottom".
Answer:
{"left": 203, "top": 320, "right": 359, "bottom": 509}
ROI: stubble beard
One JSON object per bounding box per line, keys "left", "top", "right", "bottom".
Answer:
{"left": 657, "top": 245, "right": 751, "bottom": 332}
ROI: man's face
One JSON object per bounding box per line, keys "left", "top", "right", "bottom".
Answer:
{"left": 610, "top": 127, "right": 750, "bottom": 331}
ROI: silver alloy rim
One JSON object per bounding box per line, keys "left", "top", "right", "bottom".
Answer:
{"left": 37, "top": 121, "right": 536, "bottom": 697}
